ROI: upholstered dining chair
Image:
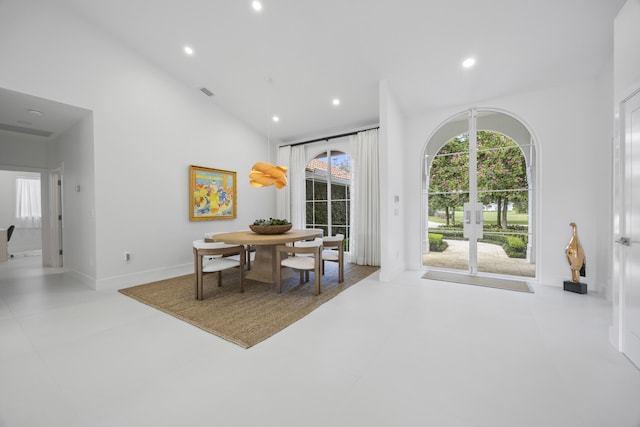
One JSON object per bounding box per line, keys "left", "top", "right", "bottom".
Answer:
{"left": 235, "top": 230, "right": 256, "bottom": 271}
{"left": 321, "top": 234, "right": 345, "bottom": 283}
{"left": 204, "top": 232, "right": 255, "bottom": 270}
{"left": 192, "top": 239, "right": 245, "bottom": 300}
{"left": 295, "top": 233, "right": 345, "bottom": 283}
{"left": 275, "top": 237, "right": 323, "bottom": 295}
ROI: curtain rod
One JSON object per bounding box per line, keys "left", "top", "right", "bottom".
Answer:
{"left": 285, "top": 126, "right": 380, "bottom": 147}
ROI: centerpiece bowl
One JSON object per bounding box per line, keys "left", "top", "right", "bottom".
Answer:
{"left": 249, "top": 223, "right": 292, "bottom": 235}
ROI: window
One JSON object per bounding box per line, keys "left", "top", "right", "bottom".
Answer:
{"left": 15, "top": 176, "right": 42, "bottom": 228}
{"left": 305, "top": 151, "right": 351, "bottom": 249}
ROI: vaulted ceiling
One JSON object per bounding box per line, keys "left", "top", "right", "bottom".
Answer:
{"left": 1, "top": 0, "right": 627, "bottom": 144}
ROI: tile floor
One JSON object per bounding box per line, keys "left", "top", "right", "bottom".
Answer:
{"left": 1, "top": 256, "right": 640, "bottom": 427}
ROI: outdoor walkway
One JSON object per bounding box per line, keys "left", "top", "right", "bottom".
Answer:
{"left": 423, "top": 239, "right": 536, "bottom": 277}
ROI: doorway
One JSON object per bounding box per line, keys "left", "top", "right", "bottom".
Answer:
{"left": 0, "top": 169, "right": 44, "bottom": 260}
{"left": 0, "top": 87, "right": 92, "bottom": 271}
{"left": 422, "top": 109, "right": 537, "bottom": 278}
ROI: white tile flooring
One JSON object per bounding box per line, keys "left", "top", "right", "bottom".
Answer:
{"left": 1, "top": 256, "right": 640, "bottom": 427}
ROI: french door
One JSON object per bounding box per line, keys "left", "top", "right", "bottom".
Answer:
{"left": 423, "top": 109, "right": 535, "bottom": 277}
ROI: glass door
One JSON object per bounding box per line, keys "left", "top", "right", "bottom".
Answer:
{"left": 474, "top": 111, "right": 534, "bottom": 277}
{"left": 423, "top": 110, "right": 536, "bottom": 278}
{"left": 424, "top": 112, "right": 471, "bottom": 272}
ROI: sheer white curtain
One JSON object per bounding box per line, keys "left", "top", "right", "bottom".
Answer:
{"left": 15, "top": 177, "right": 42, "bottom": 228}
{"left": 351, "top": 129, "right": 380, "bottom": 266}
{"left": 276, "top": 144, "right": 306, "bottom": 228}
{"left": 276, "top": 145, "right": 291, "bottom": 220}
{"left": 289, "top": 145, "right": 306, "bottom": 228}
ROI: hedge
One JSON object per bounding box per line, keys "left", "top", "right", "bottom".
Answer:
{"left": 428, "top": 227, "right": 528, "bottom": 258}
{"left": 505, "top": 236, "right": 527, "bottom": 258}
{"left": 428, "top": 233, "right": 448, "bottom": 252}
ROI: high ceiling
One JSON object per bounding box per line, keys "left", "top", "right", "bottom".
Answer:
{"left": 2, "top": 0, "right": 627, "bottom": 144}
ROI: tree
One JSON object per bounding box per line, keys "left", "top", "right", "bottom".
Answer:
{"left": 429, "top": 131, "right": 528, "bottom": 229}
{"left": 475, "top": 131, "right": 528, "bottom": 229}
{"left": 428, "top": 137, "right": 469, "bottom": 225}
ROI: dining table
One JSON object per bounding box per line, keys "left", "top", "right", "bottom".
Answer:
{"left": 210, "top": 229, "right": 323, "bottom": 284}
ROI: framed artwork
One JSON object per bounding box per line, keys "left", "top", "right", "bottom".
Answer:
{"left": 189, "top": 165, "right": 237, "bottom": 221}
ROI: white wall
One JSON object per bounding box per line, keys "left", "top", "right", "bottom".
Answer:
{"left": 614, "top": 0, "right": 640, "bottom": 101}
{"left": 379, "top": 81, "right": 406, "bottom": 281}
{"left": 595, "top": 55, "right": 615, "bottom": 300}
{"left": 0, "top": 133, "right": 48, "bottom": 169}
{"left": 0, "top": 0, "right": 274, "bottom": 289}
{"left": 0, "top": 172, "right": 17, "bottom": 228}
{"left": 48, "top": 115, "right": 95, "bottom": 280}
{"left": 404, "top": 77, "right": 613, "bottom": 290}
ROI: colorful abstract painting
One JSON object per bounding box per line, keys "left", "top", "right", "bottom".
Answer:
{"left": 189, "top": 165, "right": 236, "bottom": 220}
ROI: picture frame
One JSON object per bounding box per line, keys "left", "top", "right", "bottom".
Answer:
{"left": 189, "top": 165, "right": 237, "bottom": 221}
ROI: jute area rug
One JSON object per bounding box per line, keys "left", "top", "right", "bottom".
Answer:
{"left": 119, "top": 263, "right": 379, "bottom": 348}
{"left": 422, "top": 270, "right": 533, "bottom": 293}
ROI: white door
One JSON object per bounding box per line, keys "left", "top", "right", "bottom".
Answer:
{"left": 621, "top": 90, "right": 640, "bottom": 369}
{"left": 56, "top": 173, "right": 63, "bottom": 267}
{"left": 49, "top": 169, "right": 63, "bottom": 268}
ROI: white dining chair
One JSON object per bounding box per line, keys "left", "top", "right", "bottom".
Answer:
{"left": 193, "top": 239, "right": 245, "bottom": 300}
{"left": 204, "top": 232, "right": 255, "bottom": 270}
{"left": 295, "top": 234, "right": 345, "bottom": 283}
{"left": 275, "top": 237, "right": 323, "bottom": 295}
{"left": 321, "top": 234, "right": 345, "bottom": 283}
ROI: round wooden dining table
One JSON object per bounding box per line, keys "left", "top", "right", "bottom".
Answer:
{"left": 211, "top": 229, "right": 322, "bottom": 284}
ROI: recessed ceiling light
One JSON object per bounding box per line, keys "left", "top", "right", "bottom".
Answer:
{"left": 27, "top": 109, "right": 43, "bottom": 116}
{"left": 462, "top": 57, "right": 476, "bottom": 68}
{"left": 332, "top": 98, "right": 340, "bottom": 106}
{"left": 184, "top": 46, "right": 194, "bottom": 56}
{"left": 272, "top": 115, "right": 280, "bottom": 122}
{"left": 252, "top": 1, "right": 263, "bottom": 11}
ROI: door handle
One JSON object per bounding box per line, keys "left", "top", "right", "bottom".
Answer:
{"left": 476, "top": 210, "right": 482, "bottom": 225}
{"left": 465, "top": 210, "right": 471, "bottom": 224}
{"left": 615, "top": 237, "right": 631, "bottom": 246}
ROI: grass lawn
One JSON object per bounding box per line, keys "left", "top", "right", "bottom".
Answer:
{"left": 429, "top": 211, "right": 529, "bottom": 225}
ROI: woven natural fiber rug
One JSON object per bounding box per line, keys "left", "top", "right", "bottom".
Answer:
{"left": 119, "top": 263, "right": 379, "bottom": 348}
{"left": 422, "top": 270, "right": 533, "bottom": 293}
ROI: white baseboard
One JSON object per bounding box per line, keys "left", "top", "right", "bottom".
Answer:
{"left": 95, "top": 263, "right": 193, "bottom": 291}
{"left": 8, "top": 249, "right": 42, "bottom": 258}
{"left": 65, "top": 269, "right": 97, "bottom": 289}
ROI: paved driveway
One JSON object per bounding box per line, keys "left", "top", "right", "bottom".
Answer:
{"left": 423, "top": 239, "right": 536, "bottom": 277}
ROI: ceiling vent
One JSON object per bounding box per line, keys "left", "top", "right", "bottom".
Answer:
{"left": 0, "top": 122, "right": 53, "bottom": 137}
{"left": 200, "top": 87, "right": 214, "bottom": 97}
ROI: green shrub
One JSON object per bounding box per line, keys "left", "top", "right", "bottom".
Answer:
{"left": 430, "top": 226, "right": 465, "bottom": 241}
{"left": 481, "top": 234, "right": 509, "bottom": 246}
{"left": 428, "top": 233, "right": 448, "bottom": 252}
{"left": 430, "top": 225, "right": 528, "bottom": 258}
{"left": 505, "top": 236, "right": 527, "bottom": 258}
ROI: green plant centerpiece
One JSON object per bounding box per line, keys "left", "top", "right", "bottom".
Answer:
{"left": 249, "top": 218, "right": 292, "bottom": 234}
